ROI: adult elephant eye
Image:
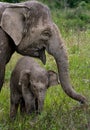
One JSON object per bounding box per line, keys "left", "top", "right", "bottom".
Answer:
{"left": 38, "top": 47, "right": 46, "bottom": 65}
{"left": 41, "top": 29, "right": 52, "bottom": 41}
{"left": 43, "top": 31, "right": 49, "bottom": 36}
{"left": 42, "top": 30, "right": 51, "bottom": 37}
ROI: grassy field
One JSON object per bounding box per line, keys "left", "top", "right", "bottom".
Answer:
{"left": 0, "top": 6, "right": 90, "bottom": 130}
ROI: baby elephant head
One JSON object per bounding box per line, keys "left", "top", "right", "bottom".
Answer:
{"left": 19, "top": 69, "right": 60, "bottom": 113}
{"left": 19, "top": 69, "right": 59, "bottom": 91}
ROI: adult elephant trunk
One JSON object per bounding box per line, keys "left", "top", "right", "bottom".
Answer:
{"left": 46, "top": 24, "right": 86, "bottom": 104}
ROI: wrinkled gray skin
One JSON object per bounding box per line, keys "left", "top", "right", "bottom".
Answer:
{"left": 10, "top": 56, "right": 59, "bottom": 119}
{"left": 0, "top": 1, "right": 86, "bottom": 104}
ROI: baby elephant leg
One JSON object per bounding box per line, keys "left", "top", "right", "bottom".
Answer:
{"left": 20, "top": 97, "right": 26, "bottom": 114}
{"left": 10, "top": 91, "right": 20, "bottom": 120}
{"left": 10, "top": 102, "right": 19, "bottom": 120}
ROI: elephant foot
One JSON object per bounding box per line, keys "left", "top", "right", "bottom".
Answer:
{"left": 10, "top": 103, "right": 19, "bottom": 120}
{"left": 10, "top": 112, "right": 16, "bottom": 121}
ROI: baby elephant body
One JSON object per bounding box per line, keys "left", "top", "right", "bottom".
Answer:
{"left": 10, "top": 56, "right": 59, "bottom": 119}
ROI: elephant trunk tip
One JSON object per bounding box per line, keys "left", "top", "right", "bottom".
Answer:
{"left": 78, "top": 95, "right": 87, "bottom": 105}
{"left": 61, "top": 85, "right": 87, "bottom": 105}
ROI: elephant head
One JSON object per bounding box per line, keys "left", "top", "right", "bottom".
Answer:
{"left": 0, "top": 1, "right": 86, "bottom": 103}
{"left": 19, "top": 69, "right": 59, "bottom": 113}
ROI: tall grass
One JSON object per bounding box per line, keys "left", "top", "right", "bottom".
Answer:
{"left": 0, "top": 6, "right": 90, "bottom": 130}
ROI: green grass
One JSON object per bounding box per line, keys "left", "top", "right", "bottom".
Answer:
{"left": 0, "top": 8, "right": 90, "bottom": 130}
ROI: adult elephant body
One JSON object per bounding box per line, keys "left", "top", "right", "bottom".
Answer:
{"left": 0, "top": 1, "right": 86, "bottom": 103}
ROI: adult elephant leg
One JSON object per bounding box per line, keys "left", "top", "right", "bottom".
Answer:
{"left": 0, "top": 63, "right": 5, "bottom": 91}
{"left": 0, "top": 28, "right": 15, "bottom": 91}
{"left": 46, "top": 24, "right": 86, "bottom": 104}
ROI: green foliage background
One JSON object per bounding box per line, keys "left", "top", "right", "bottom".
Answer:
{"left": 0, "top": 0, "right": 90, "bottom": 130}
{"left": 1, "top": 0, "right": 90, "bottom": 7}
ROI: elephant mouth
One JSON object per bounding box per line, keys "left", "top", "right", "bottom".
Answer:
{"left": 27, "top": 47, "right": 46, "bottom": 64}
{"left": 17, "top": 46, "right": 46, "bottom": 64}
{"left": 39, "top": 47, "right": 46, "bottom": 64}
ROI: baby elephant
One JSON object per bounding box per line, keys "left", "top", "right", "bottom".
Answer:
{"left": 10, "top": 56, "right": 59, "bottom": 119}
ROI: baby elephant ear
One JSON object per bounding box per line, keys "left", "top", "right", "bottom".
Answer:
{"left": 1, "top": 6, "right": 28, "bottom": 46}
{"left": 19, "top": 70, "right": 31, "bottom": 86}
{"left": 48, "top": 70, "right": 60, "bottom": 88}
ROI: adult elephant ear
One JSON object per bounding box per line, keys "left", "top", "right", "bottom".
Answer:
{"left": 1, "top": 6, "right": 28, "bottom": 46}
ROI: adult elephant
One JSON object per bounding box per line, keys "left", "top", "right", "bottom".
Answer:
{"left": 0, "top": 1, "right": 86, "bottom": 103}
